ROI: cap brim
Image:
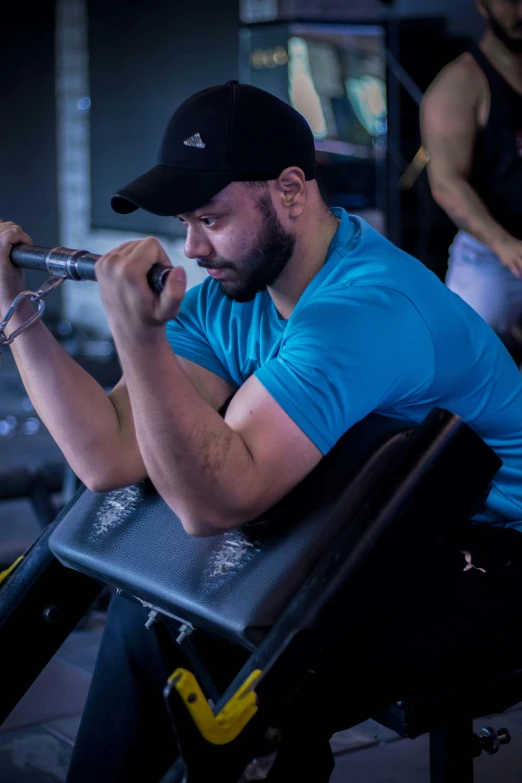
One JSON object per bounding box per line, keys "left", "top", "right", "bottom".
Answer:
{"left": 111, "top": 165, "right": 235, "bottom": 216}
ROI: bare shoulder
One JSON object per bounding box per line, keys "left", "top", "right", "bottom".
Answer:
{"left": 423, "top": 53, "right": 486, "bottom": 107}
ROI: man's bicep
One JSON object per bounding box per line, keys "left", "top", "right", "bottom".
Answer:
{"left": 224, "top": 375, "right": 323, "bottom": 515}
{"left": 105, "top": 360, "right": 236, "bottom": 489}
{"left": 421, "top": 66, "right": 479, "bottom": 183}
{"left": 110, "top": 358, "right": 236, "bottom": 418}
{"left": 177, "top": 357, "right": 237, "bottom": 411}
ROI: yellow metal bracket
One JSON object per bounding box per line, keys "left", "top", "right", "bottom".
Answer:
{"left": 399, "top": 145, "right": 431, "bottom": 190}
{"left": 0, "top": 556, "right": 23, "bottom": 588}
{"left": 168, "top": 667, "right": 262, "bottom": 745}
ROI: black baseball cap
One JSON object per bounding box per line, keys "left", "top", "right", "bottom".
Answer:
{"left": 111, "top": 81, "right": 316, "bottom": 217}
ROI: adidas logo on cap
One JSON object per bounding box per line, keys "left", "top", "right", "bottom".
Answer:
{"left": 183, "top": 133, "right": 205, "bottom": 149}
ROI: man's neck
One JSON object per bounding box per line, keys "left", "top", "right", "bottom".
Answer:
{"left": 267, "top": 209, "right": 340, "bottom": 320}
{"left": 480, "top": 29, "right": 522, "bottom": 75}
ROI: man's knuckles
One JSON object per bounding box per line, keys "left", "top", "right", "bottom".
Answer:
{"left": 164, "top": 269, "right": 185, "bottom": 297}
{"left": 0, "top": 223, "right": 21, "bottom": 238}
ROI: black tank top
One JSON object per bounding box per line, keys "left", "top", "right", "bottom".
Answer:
{"left": 469, "top": 45, "right": 522, "bottom": 240}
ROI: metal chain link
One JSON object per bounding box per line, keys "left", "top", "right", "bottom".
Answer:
{"left": 0, "top": 276, "right": 66, "bottom": 355}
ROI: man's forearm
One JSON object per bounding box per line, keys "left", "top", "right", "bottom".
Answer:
{"left": 4, "top": 299, "right": 129, "bottom": 488}
{"left": 430, "top": 175, "right": 512, "bottom": 252}
{"left": 117, "top": 332, "right": 256, "bottom": 535}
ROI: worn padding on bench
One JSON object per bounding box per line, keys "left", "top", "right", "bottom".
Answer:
{"left": 49, "top": 411, "right": 499, "bottom": 648}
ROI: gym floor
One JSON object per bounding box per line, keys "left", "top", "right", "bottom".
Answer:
{"left": 3, "top": 597, "right": 522, "bottom": 782}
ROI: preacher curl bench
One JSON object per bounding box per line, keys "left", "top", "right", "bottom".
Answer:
{"left": 0, "top": 408, "right": 519, "bottom": 782}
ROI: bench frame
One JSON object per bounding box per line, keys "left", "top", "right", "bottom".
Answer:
{"left": 0, "top": 409, "right": 504, "bottom": 782}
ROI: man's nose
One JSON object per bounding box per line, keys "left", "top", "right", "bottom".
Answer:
{"left": 184, "top": 228, "right": 212, "bottom": 260}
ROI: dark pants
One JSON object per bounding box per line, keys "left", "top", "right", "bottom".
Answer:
{"left": 66, "top": 524, "right": 522, "bottom": 783}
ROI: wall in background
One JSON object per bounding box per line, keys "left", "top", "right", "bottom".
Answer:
{"left": 0, "top": 0, "right": 61, "bottom": 321}
{"left": 58, "top": 0, "right": 240, "bottom": 333}
{"left": 88, "top": 0, "right": 240, "bottom": 238}
{"left": 56, "top": 0, "right": 206, "bottom": 335}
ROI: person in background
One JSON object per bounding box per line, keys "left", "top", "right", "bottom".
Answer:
{"left": 421, "top": 0, "right": 522, "bottom": 360}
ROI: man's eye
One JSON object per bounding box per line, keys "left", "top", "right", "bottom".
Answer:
{"left": 201, "top": 217, "right": 216, "bottom": 227}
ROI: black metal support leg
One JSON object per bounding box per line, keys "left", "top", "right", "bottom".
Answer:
{"left": 430, "top": 717, "right": 475, "bottom": 783}
{"left": 0, "top": 518, "right": 103, "bottom": 724}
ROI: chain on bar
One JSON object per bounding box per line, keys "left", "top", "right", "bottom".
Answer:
{"left": 0, "top": 276, "right": 66, "bottom": 354}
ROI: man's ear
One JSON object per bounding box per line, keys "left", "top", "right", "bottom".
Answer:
{"left": 275, "top": 167, "right": 307, "bottom": 217}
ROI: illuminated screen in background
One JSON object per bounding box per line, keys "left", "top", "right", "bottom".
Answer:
{"left": 287, "top": 26, "right": 387, "bottom": 162}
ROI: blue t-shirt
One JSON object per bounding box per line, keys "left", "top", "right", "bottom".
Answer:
{"left": 166, "top": 208, "right": 522, "bottom": 529}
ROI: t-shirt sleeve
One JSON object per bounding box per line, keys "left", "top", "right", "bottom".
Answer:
{"left": 165, "top": 282, "right": 235, "bottom": 385}
{"left": 255, "top": 287, "right": 435, "bottom": 454}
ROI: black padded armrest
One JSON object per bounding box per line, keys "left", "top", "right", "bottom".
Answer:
{"left": 49, "top": 410, "right": 500, "bottom": 648}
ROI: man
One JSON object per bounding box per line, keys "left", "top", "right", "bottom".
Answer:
{"left": 421, "top": 0, "right": 522, "bottom": 357}
{"left": 3, "top": 81, "right": 522, "bottom": 782}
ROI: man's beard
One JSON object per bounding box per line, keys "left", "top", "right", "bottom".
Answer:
{"left": 210, "top": 194, "right": 296, "bottom": 303}
{"left": 487, "top": 6, "right": 522, "bottom": 53}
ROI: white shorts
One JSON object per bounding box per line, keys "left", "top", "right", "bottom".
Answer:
{"left": 446, "top": 230, "right": 522, "bottom": 336}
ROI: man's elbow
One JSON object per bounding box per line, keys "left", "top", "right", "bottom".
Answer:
{"left": 81, "top": 474, "right": 125, "bottom": 494}
{"left": 174, "top": 499, "right": 259, "bottom": 537}
{"left": 430, "top": 186, "right": 449, "bottom": 212}
{"left": 79, "top": 465, "right": 142, "bottom": 494}
{"left": 180, "top": 518, "right": 223, "bottom": 537}
{"left": 176, "top": 508, "right": 243, "bottom": 537}
{"left": 176, "top": 512, "right": 231, "bottom": 537}
{"left": 428, "top": 177, "right": 459, "bottom": 211}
